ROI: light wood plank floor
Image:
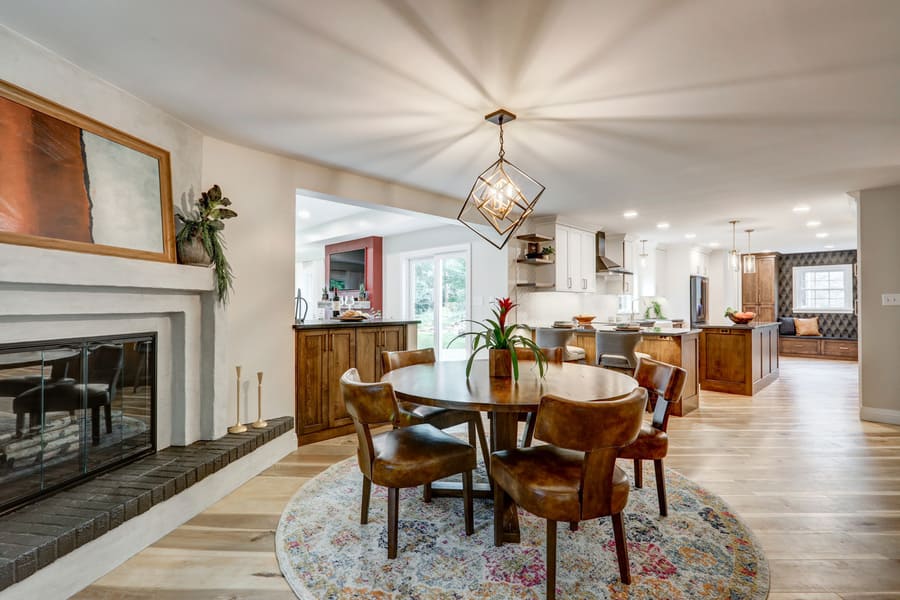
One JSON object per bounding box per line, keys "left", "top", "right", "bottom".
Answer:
{"left": 74, "top": 357, "right": 899, "bottom": 599}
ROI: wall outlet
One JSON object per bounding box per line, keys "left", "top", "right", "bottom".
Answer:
{"left": 883, "top": 293, "right": 900, "bottom": 306}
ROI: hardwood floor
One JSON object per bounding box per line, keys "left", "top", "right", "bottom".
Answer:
{"left": 74, "top": 357, "right": 899, "bottom": 599}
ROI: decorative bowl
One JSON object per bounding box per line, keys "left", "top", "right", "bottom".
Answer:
{"left": 574, "top": 314, "right": 596, "bottom": 326}
{"left": 727, "top": 313, "right": 755, "bottom": 324}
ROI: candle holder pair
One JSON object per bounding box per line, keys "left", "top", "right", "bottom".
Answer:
{"left": 228, "top": 365, "right": 267, "bottom": 434}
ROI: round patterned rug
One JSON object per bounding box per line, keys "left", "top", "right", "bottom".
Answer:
{"left": 276, "top": 455, "right": 769, "bottom": 599}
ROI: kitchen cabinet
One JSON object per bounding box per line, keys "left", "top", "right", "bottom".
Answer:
{"left": 741, "top": 253, "right": 779, "bottom": 324}
{"left": 294, "top": 321, "right": 414, "bottom": 445}
{"left": 517, "top": 222, "right": 596, "bottom": 293}
{"left": 699, "top": 323, "right": 779, "bottom": 395}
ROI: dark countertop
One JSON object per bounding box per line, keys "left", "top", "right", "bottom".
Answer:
{"left": 584, "top": 326, "right": 701, "bottom": 337}
{"left": 696, "top": 322, "right": 779, "bottom": 330}
{"left": 293, "top": 319, "right": 420, "bottom": 330}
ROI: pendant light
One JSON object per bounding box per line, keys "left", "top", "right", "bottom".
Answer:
{"left": 729, "top": 220, "right": 740, "bottom": 272}
{"left": 743, "top": 229, "right": 756, "bottom": 273}
{"left": 457, "top": 109, "right": 545, "bottom": 249}
{"left": 639, "top": 239, "right": 649, "bottom": 268}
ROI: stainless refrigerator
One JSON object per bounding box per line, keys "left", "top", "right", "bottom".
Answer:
{"left": 690, "top": 275, "right": 708, "bottom": 327}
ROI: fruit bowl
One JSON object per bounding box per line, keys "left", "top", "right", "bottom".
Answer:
{"left": 727, "top": 312, "right": 755, "bottom": 324}
{"left": 574, "top": 314, "right": 596, "bottom": 326}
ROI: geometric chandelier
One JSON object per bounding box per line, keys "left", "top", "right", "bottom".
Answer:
{"left": 457, "top": 109, "right": 545, "bottom": 249}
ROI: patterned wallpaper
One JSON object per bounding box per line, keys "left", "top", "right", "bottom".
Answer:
{"left": 778, "top": 250, "right": 857, "bottom": 338}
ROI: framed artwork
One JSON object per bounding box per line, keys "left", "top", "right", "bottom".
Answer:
{"left": 0, "top": 79, "right": 175, "bottom": 262}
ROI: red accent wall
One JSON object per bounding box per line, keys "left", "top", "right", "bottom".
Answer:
{"left": 325, "top": 236, "right": 383, "bottom": 312}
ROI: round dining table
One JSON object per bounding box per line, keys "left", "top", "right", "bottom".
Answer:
{"left": 381, "top": 359, "right": 638, "bottom": 543}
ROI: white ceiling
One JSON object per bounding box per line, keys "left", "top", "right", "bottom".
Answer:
{"left": 4, "top": 0, "right": 900, "bottom": 252}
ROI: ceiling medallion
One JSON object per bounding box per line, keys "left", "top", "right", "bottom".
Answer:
{"left": 457, "top": 109, "right": 545, "bottom": 250}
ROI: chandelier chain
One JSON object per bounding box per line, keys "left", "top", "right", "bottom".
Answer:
{"left": 498, "top": 121, "right": 505, "bottom": 159}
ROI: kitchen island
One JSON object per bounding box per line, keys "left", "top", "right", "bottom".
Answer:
{"left": 570, "top": 327, "right": 701, "bottom": 416}
{"left": 698, "top": 322, "right": 779, "bottom": 395}
{"left": 294, "top": 319, "right": 418, "bottom": 444}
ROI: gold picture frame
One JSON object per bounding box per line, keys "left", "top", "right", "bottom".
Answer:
{"left": 0, "top": 79, "right": 175, "bottom": 262}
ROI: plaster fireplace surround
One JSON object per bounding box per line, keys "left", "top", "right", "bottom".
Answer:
{"left": 0, "top": 243, "right": 297, "bottom": 598}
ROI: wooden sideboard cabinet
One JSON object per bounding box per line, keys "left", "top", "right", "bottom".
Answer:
{"left": 741, "top": 252, "right": 779, "bottom": 324}
{"left": 294, "top": 321, "right": 416, "bottom": 445}
{"left": 699, "top": 323, "right": 780, "bottom": 395}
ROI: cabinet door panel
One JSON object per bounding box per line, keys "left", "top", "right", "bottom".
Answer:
{"left": 757, "top": 257, "right": 776, "bottom": 304}
{"left": 742, "top": 269, "right": 758, "bottom": 304}
{"left": 555, "top": 226, "right": 570, "bottom": 291}
{"left": 296, "top": 331, "right": 328, "bottom": 435}
{"left": 328, "top": 329, "right": 356, "bottom": 428}
{"left": 354, "top": 328, "right": 380, "bottom": 384}
{"left": 580, "top": 231, "right": 596, "bottom": 292}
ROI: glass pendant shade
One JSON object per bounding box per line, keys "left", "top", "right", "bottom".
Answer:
{"left": 457, "top": 109, "right": 545, "bottom": 249}
{"left": 730, "top": 250, "right": 739, "bottom": 271}
{"left": 743, "top": 253, "right": 757, "bottom": 273}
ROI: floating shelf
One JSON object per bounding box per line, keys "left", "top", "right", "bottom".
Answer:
{"left": 516, "top": 257, "right": 554, "bottom": 265}
{"left": 516, "top": 282, "right": 555, "bottom": 289}
{"left": 515, "top": 233, "right": 554, "bottom": 243}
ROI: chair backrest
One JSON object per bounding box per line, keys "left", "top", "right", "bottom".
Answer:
{"left": 381, "top": 348, "right": 436, "bottom": 374}
{"left": 88, "top": 344, "right": 124, "bottom": 400}
{"left": 534, "top": 328, "right": 575, "bottom": 349}
{"left": 634, "top": 356, "right": 687, "bottom": 432}
{"left": 595, "top": 332, "right": 642, "bottom": 367}
{"left": 513, "top": 346, "right": 564, "bottom": 363}
{"left": 534, "top": 388, "right": 648, "bottom": 519}
{"left": 340, "top": 368, "right": 400, "bottom": 478}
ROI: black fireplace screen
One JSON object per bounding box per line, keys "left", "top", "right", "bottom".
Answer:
{"left": 0, "top": 333, "right": 156, "bottom": 514}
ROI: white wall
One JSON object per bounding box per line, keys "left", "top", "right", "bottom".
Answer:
{"left": 856, "top": 185, "right": 900, "bottom": 424}
{"left": 707, "top": 249, "right": 740, "bottom": 324}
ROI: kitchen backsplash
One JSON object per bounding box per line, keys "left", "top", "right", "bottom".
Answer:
{"left": 513, "top": 288, "right": 620, "bottom": 325}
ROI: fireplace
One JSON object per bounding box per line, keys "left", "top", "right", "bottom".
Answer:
{"left": 0, "top": 333, "right": 156, "bottom": 514}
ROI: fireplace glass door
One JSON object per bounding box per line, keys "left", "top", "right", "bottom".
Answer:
{"left": 0, "top": 334, "right": 155, "bottom": 513}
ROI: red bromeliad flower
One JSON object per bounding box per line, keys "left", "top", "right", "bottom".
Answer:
{"left": 496, "top": 297, "right": 517, "bottom": 329}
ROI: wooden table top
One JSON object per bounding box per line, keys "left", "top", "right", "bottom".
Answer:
{"left": 381, "top": 360, "right": 638, "bottom": 413}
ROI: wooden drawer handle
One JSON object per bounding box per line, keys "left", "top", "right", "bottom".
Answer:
{"left": 839, "top": 346, "right": 849, "bottom": 350}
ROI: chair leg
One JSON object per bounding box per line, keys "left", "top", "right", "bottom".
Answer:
{"left": 91, "top": 406, "right": 100, "bottom": 446}
{"left": 521, "top": 413, "right": 536, "bottom": 448}
{"left": 611, "top": 512, "right": 631, "bottom": 585}
{"left": 104, "top": 403, "right": 113, "bottom": 434}
{"left": 654, "top": 459, "right": 668, "bottom": 517}
{"left": 633, "top": 458, "right": 643, "bottom": 488}
{"left": 387, "top": 487, "right": 399, "bottom": 559}
{"left": 423, "top": 483, "right": 432, "bottom": 503}
{"left": 493, "top": 475, "right": 504, "bottom": 547}
{"left": 360, "top": 476, "right": 372, "bottom": 524}
{"left": 546, "top": 519, "right": 557, "bottom": 600}
{"left": 569, "top": 521, "right": 578, "bottom": 532}
{"left": 462, "top": 469, "right": 474, "bottom": 535}
{"left": 15, "top": 413, "right": 24, "bottom": 438}
{"left": 472, "top": 414, "right": 491, "bottom": 479}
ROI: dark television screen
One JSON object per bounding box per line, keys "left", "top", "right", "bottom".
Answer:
{"left": 329, "top": 249, "right": 365, "bottom": 290}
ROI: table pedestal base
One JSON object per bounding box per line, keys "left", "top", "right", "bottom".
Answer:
{"left": 492, "top": 412, "right": 521, "bottom": 544}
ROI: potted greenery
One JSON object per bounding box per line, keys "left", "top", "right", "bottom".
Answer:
{"left": 451, "top": 297, "right": 547, "bottom": 380}
{"left": 643, "top": 299, "right": 666, "bottom": 320}
{"left": 175, "top": 184, "right": 237, "bottom": 302}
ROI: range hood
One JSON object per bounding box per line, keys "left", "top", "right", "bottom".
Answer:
{"left": 595, "top": 232, "right": 633, "bottom": 275}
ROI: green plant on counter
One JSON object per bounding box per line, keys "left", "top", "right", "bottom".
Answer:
{"left": 644, "top": 300, "right": 666, "bottom": 319}
{"left": 175, "top": 184, "right": 237, "bottom": 303}
{"left": 449, "top": 297, "right": 547, "bottom": 380}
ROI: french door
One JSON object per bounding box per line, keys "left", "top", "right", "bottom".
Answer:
{"left": 408, "top": 250, "right": 470, "bottom": 361}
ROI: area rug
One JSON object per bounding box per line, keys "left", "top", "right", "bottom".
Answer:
{"left": 276, "top": 456, "right": 769, "bottom": 599}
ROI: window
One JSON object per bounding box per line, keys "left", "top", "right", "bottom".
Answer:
{"left": 792, "top": 264, "right": 853, "bottom": 313}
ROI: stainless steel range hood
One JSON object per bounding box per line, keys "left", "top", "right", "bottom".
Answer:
{"left": 595, "top": 232, "right": 633, "bottom": 274}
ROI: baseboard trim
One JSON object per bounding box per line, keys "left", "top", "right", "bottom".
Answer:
{"left": 0, "top": 429, "right": 298, "bottom": 599}
{"left": 860, "top": 406, "right": 900, "bottom": 425}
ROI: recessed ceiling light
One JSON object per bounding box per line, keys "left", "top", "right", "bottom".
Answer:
{"left": 685, "top": 233, "right": 696, "bottom": 239}
{"left": 623, "top": 210, "right": 638, "bottom": 219}
{"left": 793, "top": 205, "right": 811, "bottom": 213}
{"left": 708, "top": 242, "right": 720, "bottom": 247}
{"left": 824, "top": 244, "right": 835, "bottom": 249}
{"left": 297, "top": 209, "right": 311, "bottom": 220}
{"left": 806, "top": 220, "right": 821, "bottom": 228}
{"left": 657, "top": 222, "right": 670, "bottom": 229}
{"left": 816, "top": 232, "right": 829, "bottom": 238}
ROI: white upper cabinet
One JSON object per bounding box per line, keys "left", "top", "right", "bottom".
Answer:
{"left": 516, "top": 220, "right": 597, "bottom": 293}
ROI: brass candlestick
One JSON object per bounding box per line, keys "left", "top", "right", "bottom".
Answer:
{"left": 228, "top": 365, "right": 247, "bottom": 434}
{"left": 252, "top": 371, "right": 267, "bottom": 429}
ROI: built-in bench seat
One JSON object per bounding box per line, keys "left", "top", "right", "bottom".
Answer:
{"left": 779, "top": 335, "right": 857, "bottom": 360}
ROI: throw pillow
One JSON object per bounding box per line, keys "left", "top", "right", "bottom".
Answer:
{"left": 795, "top": 317, "right": 822, "bottom": 336}
{"left": 779, "top": 317, "right": 796, "bottom": 336}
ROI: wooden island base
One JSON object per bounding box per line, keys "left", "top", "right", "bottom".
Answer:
{"left": 699, "top": 323, "right": 780, "bottom": 395}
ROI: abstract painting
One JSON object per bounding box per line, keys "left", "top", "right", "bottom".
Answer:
{"left": 0, "top": 80, "right": 174, "bottom": 262}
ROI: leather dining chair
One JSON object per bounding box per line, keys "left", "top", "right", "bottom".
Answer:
{"left": 382, "top": 348, "right": 490, "bottom": 484}
{"left": 595, "top": 331, "right": 649, "bottom": 372}
{"left": 340, "top": 368, "right": 476, "bottom": 559}
{"left": 490, "top": 387, "right": 648, "bottom": 598}
{"left": 617, "top": 357, "right": 687, "bottom": 516}
{"left": 512, "top": 347, "right": 564, "bottom": 448}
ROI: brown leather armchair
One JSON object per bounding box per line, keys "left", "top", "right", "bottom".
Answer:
{"left": 617, "top": 357, "right": 686, "bottom": 516}
{"left": 490, "top": 388, "right": 648, "bottom": 597}
{"left": 340, "top": 368, "right": 476, "bottom": 559}
{"left": 382, "top": 348, "right": 490, "bottom": 483}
